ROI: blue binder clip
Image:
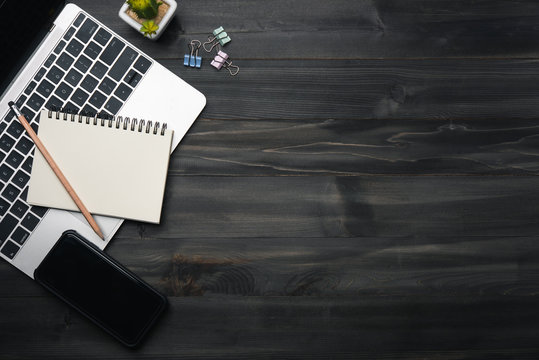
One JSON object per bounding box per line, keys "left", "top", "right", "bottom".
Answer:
{"left": 203, "top": 26, "right": 232, "bottom": 52}
{"left": 183, "top": 40, "right": 202, "bottom": 68}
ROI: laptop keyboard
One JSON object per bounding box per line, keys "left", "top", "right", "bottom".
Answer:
{"left": 0, "top": 12, "right": 152, "bottom": 260}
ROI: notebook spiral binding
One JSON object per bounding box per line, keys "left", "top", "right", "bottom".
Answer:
{"left": 47, "top": 108, "right": 168, "bottom": 136}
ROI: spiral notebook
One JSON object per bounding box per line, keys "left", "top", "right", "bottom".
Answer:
{"left": 27, "top": 109, "right": 174, "bottom": 223}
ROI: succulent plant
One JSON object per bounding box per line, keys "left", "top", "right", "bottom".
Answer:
{"left": 126, "top": 0, "right": 163, "bottom": 19}
{"left": 140, "top": 20, "right": 159, "bottom": 37}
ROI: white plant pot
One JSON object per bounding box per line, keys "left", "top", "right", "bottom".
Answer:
{"left": 118, "top": 0, "right": 177, "bottom": 41}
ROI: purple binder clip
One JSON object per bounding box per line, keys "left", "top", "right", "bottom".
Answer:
{"left": 210, "top": 51, "right": 239, "bottom": 75}
{"left": 210, "top": 50, "right": 229, "bottom": 70}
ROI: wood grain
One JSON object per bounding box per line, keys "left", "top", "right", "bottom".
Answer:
{"left": 2, "top": 296, "right": 539, "bottom": 359}
{"left": 110, "top": 175, "right": 539, "bottom": 239}
{"left": 2, "top": 0, "right": 539, "bottom": 358}
{"left": 171, "top": 117, "right": 539, "bottom": 175}
{"left": 4, "top": 234, "right": 539, "bottom": 298}
{"left": 74, "top": 0, "right": 539, "bottom": 59}
{"left": 156, "top": 59, "right": 539, "bottom": 121}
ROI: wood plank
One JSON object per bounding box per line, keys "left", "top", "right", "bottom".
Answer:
{"left": 164, "top": 59, "right": 539, "bottom": 121}
{"left": 171, "top": 117, "right": 539, "bottom": 176}
{"left": 4, "top": 235, "right": 539, "bottom": 298}
{"left": 2, "top": 295, "right": 539, "bottom": 359}
{"left": 101, "top": 175, "right": 539, "bottom": 239}
{"left": 73, "top": 0, "right": 539, "bottom": 59}
{"left": 105, "top": 236, "right": 539, "bottom": 298}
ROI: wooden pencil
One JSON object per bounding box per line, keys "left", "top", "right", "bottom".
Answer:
{"left": 8, "top": 102, "right": 105, "bottom": 240}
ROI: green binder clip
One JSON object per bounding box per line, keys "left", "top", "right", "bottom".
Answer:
{"left": 203, "top": 26, "right": 232, "bottom": 52}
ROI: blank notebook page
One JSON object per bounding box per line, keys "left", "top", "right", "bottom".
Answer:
{"left": 27, "top": 110, "right": 173, "bottom": 223}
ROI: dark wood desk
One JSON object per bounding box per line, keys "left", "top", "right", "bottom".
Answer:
{"left": 3, "top": 1, "right": 539, "bottom": 358}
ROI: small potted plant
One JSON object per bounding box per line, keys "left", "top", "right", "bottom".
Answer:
{"left": 119, "top": 0, "right": 177, "bottom": 40}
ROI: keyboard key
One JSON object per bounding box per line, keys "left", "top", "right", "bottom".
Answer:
{"left": 30, "top": 123, "right": 38, "bottom": 133}
{"left": 70, "top": 88, "right": 90, "bottom": 107}
{"left": 90, "top": 61, "right": 108, "bottom": 78}
{"left": 0, "top": 164, "right": 14, "bottom": 183}
{"left": 133, "top": 56, "right": 152, "bottom": 74}
{"left": 10, "top": 200, "right": 29, "bottom": 219}
{"left": 5, "top": 151, "right": 24, "bottom": 168}
{"left": 11, "top": 227, "right": 30, "bottom": 245}
{"left": 66, "top": 38, "right": 84, "bottom": 57}
{"left": 45, "top": 95, "right": 63, "bottom": 111}
{"left": 57, "top": 52, "right": 75, "bottom": 71}
{"left": 1, "top": 240, "right": 20, "bottom": 259}
{"left": 0, "top": 134, "right": 16, "bottom": 152}
{"left": 89, "top": 91, "right": 107, "bottom": 108}
{"left": 65, "top": 68, "right": 83, "bottom": 87}
{"left": 76, "top": 18, "right": 98, "bottom": 44}
{"left": 15, "top": 137, "right": 33, "bottom": 154}
{"left": 15, "top": 96, "right": 26, "bottom": 108}
{"left": 22, "top": 211, "right": 40, "bottom": 231}
{"left": 5, "top": 151, "right": 24, "bottom": 169}
{"left": 21, "top": 157, "right": 33, "bottom": 174}
{"left": 3, "top": 110, "right": 15, "bottom": 122}
{"left": 46, "top": 65, "right": 65, "bottom": 84}
{"left": 37, "top": 79, "right": 55, "bottom": 98}
{"left": 12, "top": 170, "right": 30, "bottom": 189}
{"left": 45, "top": 54, "right": 56, "bottom": 67}
{"left": 81, "top": 104, "right": 97, "bottom": 116}
{"left": 108, "top": 47, "right": 138, "bottom": 81}
{"left": 0, "top": 198, "right": 9, "bottom": 216}
{"left": 124, "top": 69, "right": 142, "bottom": 87}
{"left": 20, "top": 187, "right": 28, "bottom": 201}
{"left": 27, "top": 93, "right": 46, "bottom": 112}
{"left": 114, "top": 83, "right": 132, "bottom": 101}
{"left": 2, "top": 184, "right": 20, "bottom": 202}
{"left": 20, "top": 107, "right": 36, "bottom": 122}
{"left": 31, "top": 206, "right": 48, "bottom": 217}
{"left": 34, "top": 67, "right": 47, "bottom": 82}
{"left": 73, "top": 13, "right": 86, "bottom": 27}
{"left": 53, "top": 40, "right": 67, "bottom": 54}
{"left": 103, "top": 97, "right": 122, "bottom": 115}
{"left": 0, "top": 214, "right": 17, "bottom": 244}
{"left": 74, "top": 55, "right": 92, "bottom": 73}
{"left": 55, "top": 82, "right": 74, "bottom": 100}
{"left": 100, "top": 37, "right": 125, "bottom": 65}
{"left": 81, "top": 75, "right": 99, "bottom": 93}
{"left": 63, "top": 102, "right": 80, "bottom": 114}
{"left": 98, "top": 77, "right": 116, "bottom": 95}
{"left": 6, "top": 121, "right": 24, "bottom": 139}
{"left": 99, "top": 111, "right": 113, "bottom": 119}
{"left": 64, "top": 26, "right": 76, "bottom": 41}
{"left": 24, "top": 81, "right": 38, "bottom": 95}
{"left": 84, "top": 41, "right": 103, "bottom": 59}
{"left": 94, "top": 28, "right": 112, "bottom": 46}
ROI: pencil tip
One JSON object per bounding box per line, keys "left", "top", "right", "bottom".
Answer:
{"left": 95, "top": 228, "right": 105, "bottom": 240}
{"left": 8, "top": 101, "right": 14, "bottom": 108}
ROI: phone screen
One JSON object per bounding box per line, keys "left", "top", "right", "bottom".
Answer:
{"left": 34, "top": 231, "right": 167, "bottom": 347}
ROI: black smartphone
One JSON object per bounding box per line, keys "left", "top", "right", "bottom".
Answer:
{"left": 34, "top": 230, "right": 167, "bottom": 347}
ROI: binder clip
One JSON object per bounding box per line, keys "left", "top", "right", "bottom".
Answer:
{"left": 203, "top": 26, "right": 231, "bottom": 52}
{"left": 210, "top": 50, "right": 239, "bottom": 76}
{"left": 183, "top": 40, "right": 202, "bottom": 68}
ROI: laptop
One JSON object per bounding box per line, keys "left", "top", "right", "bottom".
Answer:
{"left": 0, "top": 1, "right": 206, "bottom": 278}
